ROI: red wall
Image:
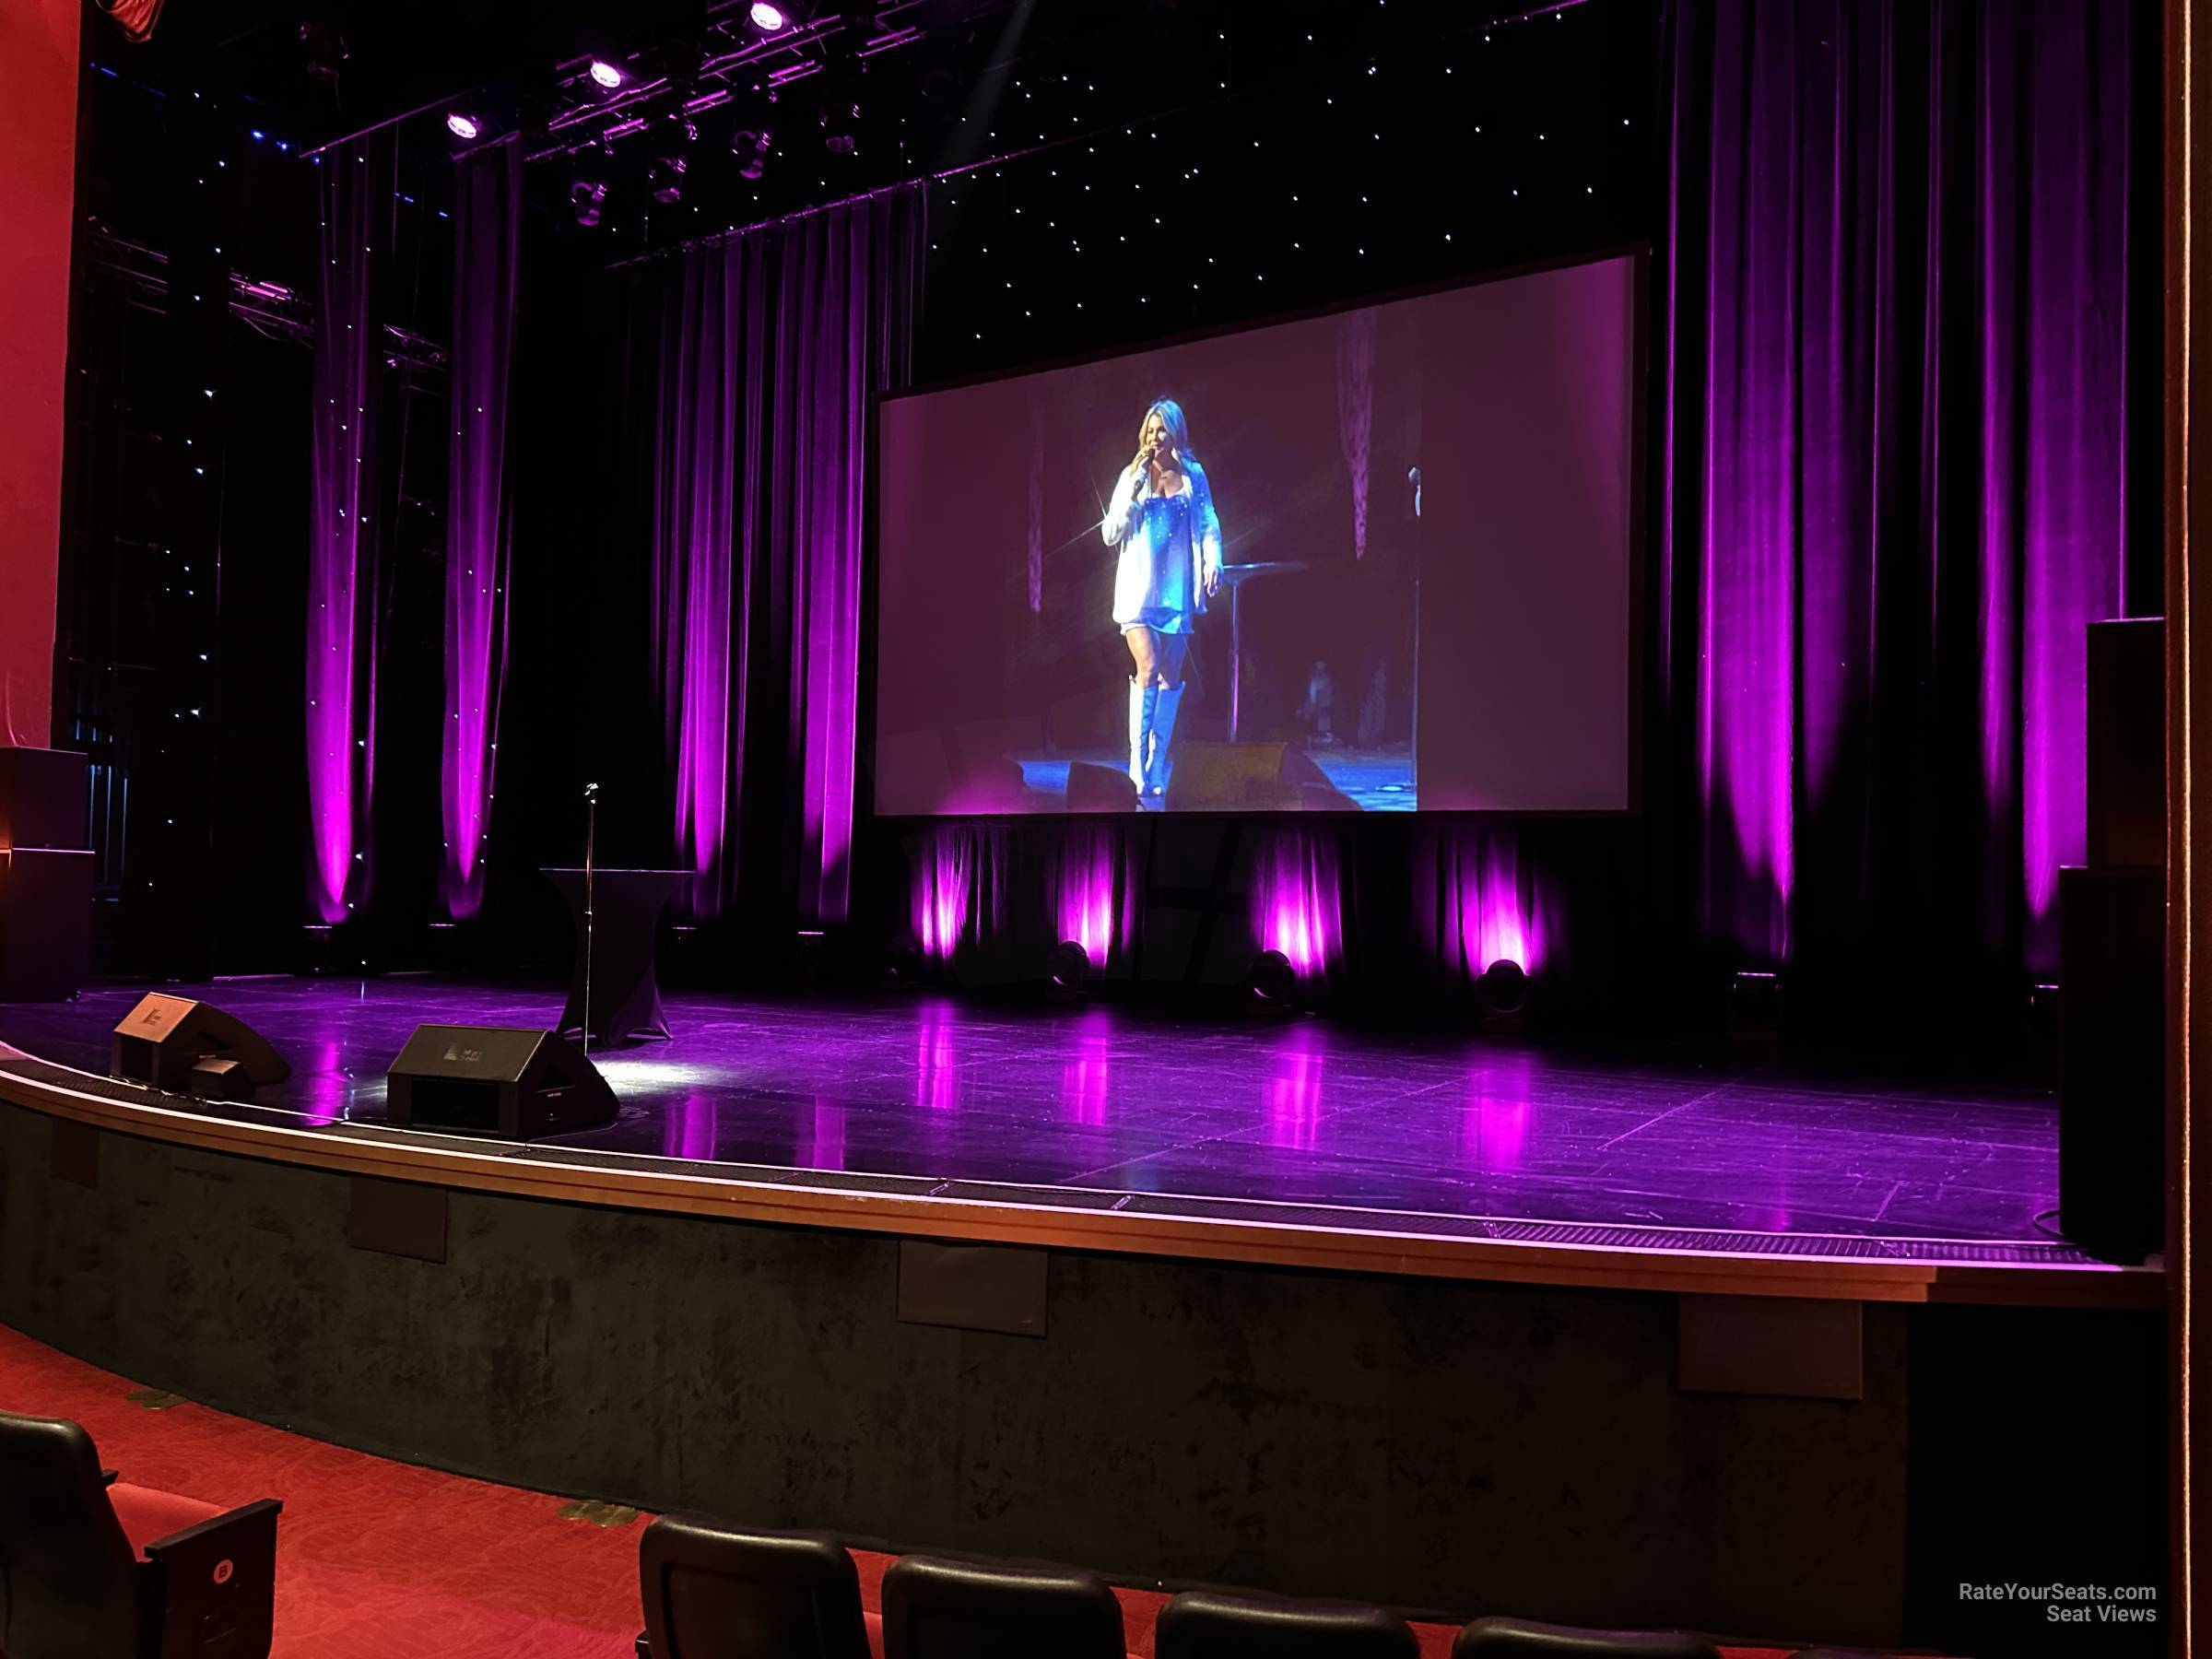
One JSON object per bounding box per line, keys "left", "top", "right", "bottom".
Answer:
{"left": 0, "top": 0, "right": 79, "bottom": 747}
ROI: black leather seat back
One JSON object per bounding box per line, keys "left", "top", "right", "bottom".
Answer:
{"left": 881, "top": 1555, "right": 1125, "bottom": 1659}
{"left": 1157, "top": 1590, "right": 1419, "bottom": 1659}
{"left": 640, "top": 1520, "right": 873, "bottom": 1659}
{"left": 0, "top": 1410, "right": 141, "bottom": 1659}
{"left": 1453, "top": 1618, "right": 1724, "bottom": 1658}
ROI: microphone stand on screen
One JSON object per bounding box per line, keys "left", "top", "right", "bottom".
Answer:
{"left": 1408, "top": 465, "right": 1422, "bottom": 797}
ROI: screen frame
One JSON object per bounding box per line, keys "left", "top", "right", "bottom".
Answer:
{"left": 859, "top": 241, "right": 1652, "bottom": 826}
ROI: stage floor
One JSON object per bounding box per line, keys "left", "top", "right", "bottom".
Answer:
{"left": 0, "top": 975, "right": 2083, "bottom": 1263}
{"left": 1018, "top": 746, "right": 1416, "bottom": 809}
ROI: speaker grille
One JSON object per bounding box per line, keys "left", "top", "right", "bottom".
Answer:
{"left": 406, "top": 1076, "right": 503, "bottom": 1133}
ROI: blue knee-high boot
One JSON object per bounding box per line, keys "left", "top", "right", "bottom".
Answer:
{"left": 1145, "top": 683, "right": 1184, "bottom": 797}
{"left": 1128, "top": 678, "right": 1156, "bottom": 792}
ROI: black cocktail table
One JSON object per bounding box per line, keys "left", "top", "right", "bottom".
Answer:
{"left": 541, "top": 867, "right": 688, "bottom": 1045}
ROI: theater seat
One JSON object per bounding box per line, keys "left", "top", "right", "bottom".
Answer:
{"left": 1156, "top": 1589, "right": 1419, "bottom": 1658}
{"left": 638, "top": 1519, "right": 877, "bottom": 1659}
{"left": 1453, "top": 1618, "right": 1724, "bottom": 1658}
{"left": 0, "top": 1407, "right": 281, "bottom": 1659}
{"left": 881, "top": 1554, "right": 1128, "bottom": 1659}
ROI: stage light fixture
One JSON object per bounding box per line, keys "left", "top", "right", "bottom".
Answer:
{"left": 446, "top": 112, "right": 481, "bottom": 140}
{"left": 883, "top": 934, "right": 923, "bottom": 988}
{"left": 750, "top": 2, "right": 789, "bottom": 31}
{"left": 570, "top": 174, "right": 607, "bottom": 228}
{"left": 734, "top": 126, "right": 774, "bottom": 180}
{"left": 300, "top": 20, "right": 347, "bottom": 83}
{"left": 1248, "top": 948, "right": 1298, "bottom": 1008}
{"left": 649, "top": 153, "right": 688, "bottom": 205}
{"left": 1729, "top": 968, "right": 1784, "bottom": 1057}
{"left": 1046, "top": 939, "right": 1090, "bottom": 994}
{"left": 588, "top": 59, "right": 625, "bottom": 89}
{"left": 1478, "top": 958, "right": 1528, "bottom": 1018}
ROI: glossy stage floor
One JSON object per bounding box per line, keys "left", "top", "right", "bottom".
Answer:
{"left": 0, "top": 972, "right": 2144, "bottom": 1291}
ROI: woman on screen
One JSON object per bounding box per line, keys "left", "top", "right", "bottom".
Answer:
{"left": 1102, "top": 399, "right": 1222, "bottom": 799}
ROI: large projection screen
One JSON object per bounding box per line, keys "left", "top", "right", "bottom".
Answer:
{"left": 869, "top": 252, "right": 1639, "bottom": 816}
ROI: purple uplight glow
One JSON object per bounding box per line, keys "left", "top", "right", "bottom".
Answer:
{"left": 1061, "top": 1015, "right": 1111, "bottom": 1127}
{"left": 307, "top": 142, "right": 382, "bottom": 925}
{"left": 806, "top": 1097, "right": 847, "bottom": 1170}
{"left": 749, "top": 2, "right": 787, "bottom": 29}
{"left": 588, "top": 59, "right": 625, "bottom": 89}
{"left": 664, "top": 1094, "right": 720, "bottom": 1161}
{"left": 300, "top": 1040, "right": 346, "bottom": 1127}
{"left": 445, "top": 112, "right": 480, "bottom": 140}
{"left": 1264, "top": 1029, "right": 1326, "bottom": 1150}
{"left": 1254, "top": 832, "right": 1341, "bottom": 976}
{"left": 1429, "top": 827, "right": 1548, "bottom": 977}
{"left": 1416, "top": 826, "right": 1555, "bottom": 988}
{"left": 1459, "top": 1054, "right": 1536, "bottom": 1172}
{"left": 917, "top": 1005, "right": 960, "bottom": 1112}
{"left": 912, "top": 831, "right": 974, "bottom": 960}
{"left": 440, "top": 140, "right": 520, "bottom": 921}
{"left": 1054, "top": 825, "right": 1128, "bottom": 962}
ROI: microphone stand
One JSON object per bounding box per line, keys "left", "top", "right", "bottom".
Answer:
{"left": 582, "top": 782, "right": 598, "bottom": 1056}
{"left": 1407, "top": 466, "right": 1422, "bottom": 793}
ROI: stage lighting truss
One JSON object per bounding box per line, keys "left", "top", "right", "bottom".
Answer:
{"left": 524, "top": 3, "right": 916, "bottom": 202}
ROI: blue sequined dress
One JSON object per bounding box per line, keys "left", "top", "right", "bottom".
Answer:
{"left": 1103, "top": 458, "right": 1223, "bottom": 633}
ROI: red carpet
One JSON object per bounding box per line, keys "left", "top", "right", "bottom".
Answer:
{"left": 0, "top": 1323, "right": 1806, "bottom": 1658}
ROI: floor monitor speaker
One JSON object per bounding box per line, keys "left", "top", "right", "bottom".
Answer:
{"left": 2086, "top": 618, "right": 2162, "bottom": 870}
{"left": 1164, "top": 742, "right": 1357, "bottom": 811}
{"left": 2058, "top": 865, "right": 2163, "bottom": 1262}
{"left": 112, "top": 994, "right": 290, "bottom": 1099}
{"left": 385, "top": 1025, "right": 619, "bottom": 1140}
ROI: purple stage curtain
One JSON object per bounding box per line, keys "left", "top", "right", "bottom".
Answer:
{"left": 1661, "top": 0, "right": 2146, "bottom": 974}
{"left": 644, "top": 187, "right": 925, "bottom": 923}
{"left": 1252, "top": 827, "right": 1345, "bottom": 982}
{"left": 439, "top": 138, "right": 521, "bottom": 921}
{"left": 305, "top": 138, "right": 390, "bottom": 924}
{"left": 1417, "top": 825, "right": 1557, "bottom": 980}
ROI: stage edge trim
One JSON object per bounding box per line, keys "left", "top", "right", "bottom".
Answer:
{"left": 0, "top": 1066, "right": 2161, "bottom": 1311}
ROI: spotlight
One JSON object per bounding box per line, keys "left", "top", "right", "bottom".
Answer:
{"left": 1478, "top": 958, "right": 1527, "bottom": 1018}
{"left": 570, "top": 174, "right": 607, "bottom": 228}
{"left": 733, "top": 126, "right": 773, "bottom": 180}
{"left": 300, "top": 20, "right": 347, "bottom": 83}
{"left": 648, "top": 152, "right": 688, "bottom": 205}
{"left": 750, "top": 2, "right": 789, "bottom": 30}
{"left": 1247, "top": 948, "right": 1298, "bottom": 1009}
{"left": 587, "top": 59, "right": 625, "bottom": 90}
{"left": 445, "top": 112, "right": 481, "bottom": 140}
{"left": 1729, "top": 968, "right": 1783, "bottom": 1057}
{"left": 883, "top": 934, "right": 923, "bottom": 988}
{"left": 1046, "top": 939, "right": 1091, "bottom": 994}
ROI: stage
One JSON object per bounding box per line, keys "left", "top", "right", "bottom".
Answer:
{"left": 1015, "top": 747, "right": 1418, "bottom": 810}
{"left": 0, "top": 975, "right": 2151, "bottom": 1301}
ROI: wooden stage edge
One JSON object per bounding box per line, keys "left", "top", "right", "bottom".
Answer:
{"left": 0, "top": 1059, "right": 2162, "bottom": 1312}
